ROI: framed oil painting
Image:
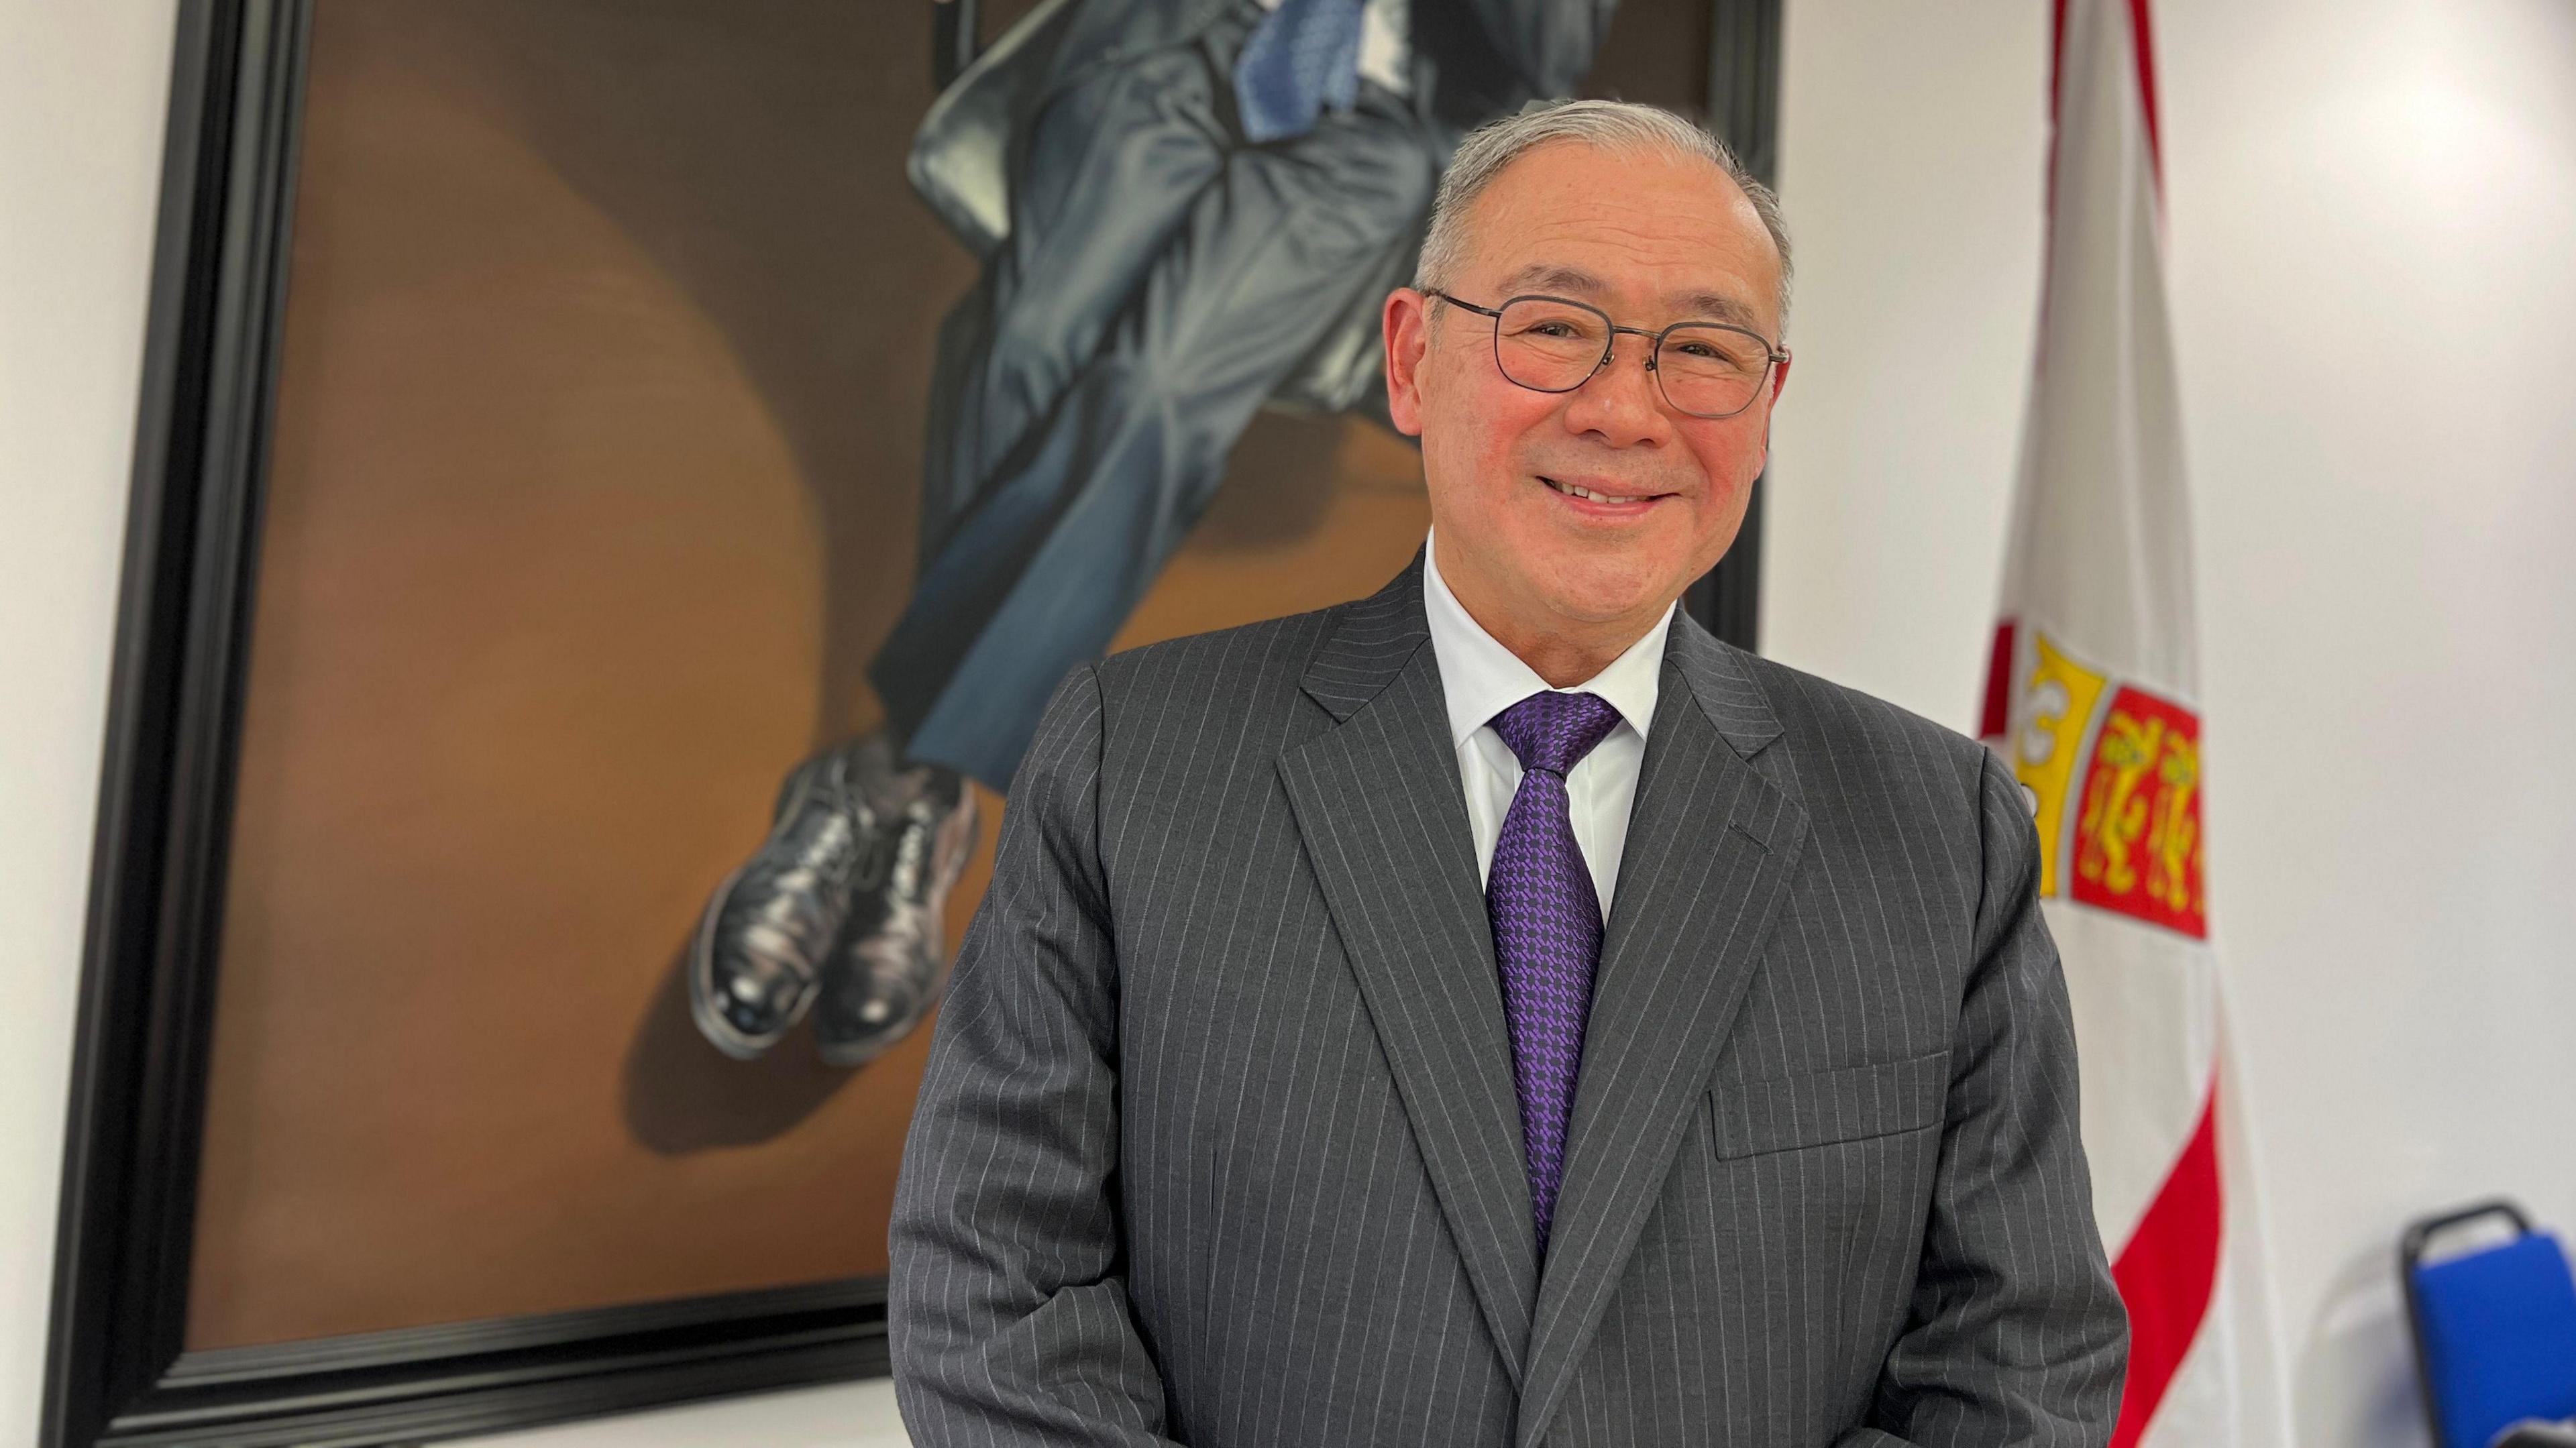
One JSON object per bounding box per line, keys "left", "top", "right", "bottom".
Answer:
{"left": 44, "top": 1, "right": 1780, "bottom": 1443}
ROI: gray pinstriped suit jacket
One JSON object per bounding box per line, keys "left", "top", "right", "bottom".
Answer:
{"left": 888, "top": 557, "right": 2127, "bottom": 1447}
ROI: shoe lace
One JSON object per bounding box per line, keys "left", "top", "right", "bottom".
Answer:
{"left": 729, "top": 771, "right": 878, "bottom": 999}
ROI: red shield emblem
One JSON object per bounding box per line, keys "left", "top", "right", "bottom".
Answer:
{"left": 2070, "top": 685, "right": 2206, "bottom": 938}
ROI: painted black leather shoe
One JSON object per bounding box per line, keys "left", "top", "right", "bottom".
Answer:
{"left": 812, "top": 749, "right": 977, "bottom": 1068}
{"left": 688, "top": 736, "right": 888, "bottom": 1059}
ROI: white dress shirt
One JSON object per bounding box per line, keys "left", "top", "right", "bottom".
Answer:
{"left": 1421, "top": 531, "right": 1674, "bottom": 920}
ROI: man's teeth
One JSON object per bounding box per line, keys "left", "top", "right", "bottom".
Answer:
{"left": 1548, "top": 479, "right": 1623, "bottom": 503}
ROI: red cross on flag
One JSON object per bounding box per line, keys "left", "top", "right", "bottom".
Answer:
{"left": 1979, "top": 2, "right": 2291, "bottom": 1443}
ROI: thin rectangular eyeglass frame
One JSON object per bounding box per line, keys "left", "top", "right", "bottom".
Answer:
{"left": 1422, "top": 289, "right": 1790, "bottom": 420}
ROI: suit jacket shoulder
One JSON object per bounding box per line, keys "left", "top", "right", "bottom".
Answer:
{"left": 1092, "top": 603, "right": 1348, "bottom": 734}
{"left": 1732, "top": 647, "right": 1994, "bottom": 817}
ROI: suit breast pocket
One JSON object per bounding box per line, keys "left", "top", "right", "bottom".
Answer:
{"left": 1706, "top": 1049, "right": 1951, "bottom": 1159}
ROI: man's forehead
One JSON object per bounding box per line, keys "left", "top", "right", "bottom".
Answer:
{"left": 1490, "top": 262, "right": 1762, "bottom": 330}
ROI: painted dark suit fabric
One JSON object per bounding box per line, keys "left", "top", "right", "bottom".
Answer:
{"left": 873, "top": 0, "right": 1620, "bottom": 790}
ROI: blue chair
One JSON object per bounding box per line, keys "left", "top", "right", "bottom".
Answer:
{"left": 2403, "top": 1200, "right": 2576, "bottom": 1448}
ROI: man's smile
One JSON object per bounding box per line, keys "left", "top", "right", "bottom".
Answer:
{"left": 1540, "top": 474, "right": 1676, "bottom": 518}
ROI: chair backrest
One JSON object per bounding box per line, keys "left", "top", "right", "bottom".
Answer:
{"left": 2404, "top": 1201, "right": 2576, "bottom": 1448}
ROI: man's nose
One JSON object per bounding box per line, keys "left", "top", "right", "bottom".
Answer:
{"left": 1562, "top": 338, "right": 1672, "bottom": 445}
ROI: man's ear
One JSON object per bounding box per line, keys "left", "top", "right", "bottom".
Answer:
{"left": 1383, "top": 287, "right": 1430, "bottom": 437}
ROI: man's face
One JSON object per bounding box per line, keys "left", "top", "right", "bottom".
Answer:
{"left": 1385, "top": 142, "right": 1788, "bottom": 642}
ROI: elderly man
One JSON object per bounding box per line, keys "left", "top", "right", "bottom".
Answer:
{"left": 889, "top": 99, "right": 2129, "bottom": 1447}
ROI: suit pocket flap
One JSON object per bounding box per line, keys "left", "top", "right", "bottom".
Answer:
{"left": 1707, "top": 1049, "right": 1951, "bottom": 1159}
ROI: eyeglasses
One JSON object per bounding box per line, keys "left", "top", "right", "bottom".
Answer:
{"left": 1424, "top": 290, "right": 1789, "bottom": 421}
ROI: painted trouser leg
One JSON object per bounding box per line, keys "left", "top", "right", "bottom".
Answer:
{"left": 911, "top": 36, "right": 1233, "bottom": 579}
{"left": 875, "top": 53, "right": 1435, "bottom": 790}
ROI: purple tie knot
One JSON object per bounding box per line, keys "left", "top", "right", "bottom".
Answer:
{"left": 1491, "top": 690, "right": 1622, "bottom": 778}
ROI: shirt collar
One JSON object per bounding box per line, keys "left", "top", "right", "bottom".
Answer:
{"left": 1421, "top": 528, "right": 1672, "bottom": 754}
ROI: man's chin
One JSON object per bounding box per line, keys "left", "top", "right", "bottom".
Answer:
{"left": 1531, "top": 569, "right": 1682, "bottom": 633}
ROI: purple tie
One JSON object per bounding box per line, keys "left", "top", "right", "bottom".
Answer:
{"left": 1486, "top": 689, "right": 1622, "bottom": 1254}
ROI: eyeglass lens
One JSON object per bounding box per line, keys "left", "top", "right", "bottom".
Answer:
{"left": 1492, "top": 297, "right": 1770, "bottom": 418}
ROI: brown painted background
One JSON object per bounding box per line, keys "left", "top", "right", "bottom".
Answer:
{"left": 188, "top": 0, "right": 1710, "bottom": 1351}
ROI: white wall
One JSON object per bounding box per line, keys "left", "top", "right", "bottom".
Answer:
{"left": 464, "top": 1378, "right": 904, "bottom": 1448}
{"left": 1770, "top": 2, "right": 2576, "bottom": 1444}
{"left": 0, "top": 0, "right": 176, "bottom": 1437}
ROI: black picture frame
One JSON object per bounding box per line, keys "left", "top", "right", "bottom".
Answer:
{"left": 41, "top": 3, "right": 1781, "bottom": 1445}
{"left": 1688, "top": 0, "right": 1783, "bottom": 649}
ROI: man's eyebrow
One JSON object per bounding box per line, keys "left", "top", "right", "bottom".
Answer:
{"left": 1672, "top": 291, "right": 1761, "bottom": 329}
{"left": 1497, "top": 263, "right": 1607, "bottom": 298}
{"left": 1493, "top": 264, "right": 1762, "bottom": 330}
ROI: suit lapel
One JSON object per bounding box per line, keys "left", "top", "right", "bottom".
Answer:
{"left": 1513, "top": 615, "right": 1811, "bottom": 1448}
{"left": 1277, "top": 561, "right": 1540, "bottom": 1386}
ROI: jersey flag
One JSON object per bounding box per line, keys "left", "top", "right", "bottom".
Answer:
{"left": 1978, "top": 2, "right": 2290, "bottom": 1444}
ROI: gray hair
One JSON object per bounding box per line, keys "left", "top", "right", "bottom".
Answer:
{"left": 1415, "top": 99, "right": 1793, "bottom": 334}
